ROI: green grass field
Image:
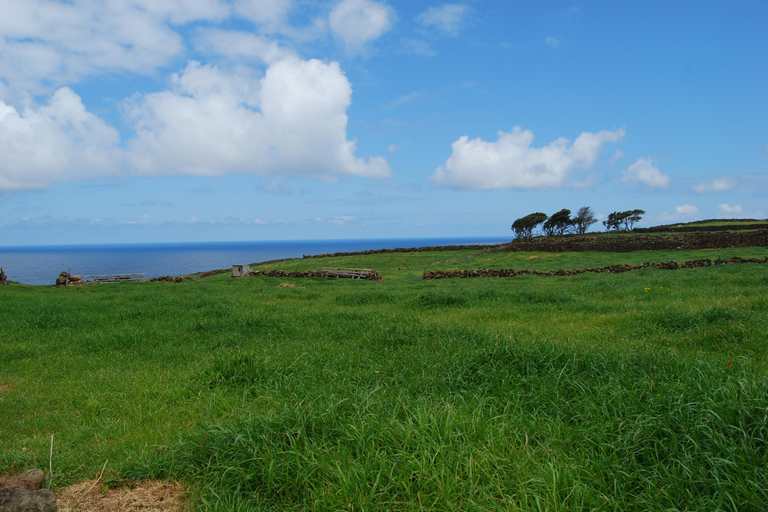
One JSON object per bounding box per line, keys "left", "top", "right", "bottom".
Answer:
{"left": 2, "top": 247, "right": 767, "bottom": 511}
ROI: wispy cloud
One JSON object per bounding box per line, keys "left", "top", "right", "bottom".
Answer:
{"left": 693, "top": 176, "right": 735, "bottom": 193}
{"left": 400, "top": 37, "right": 435, "bottom": 56}
{"left": 381, "top": 91, "right": 427, "bottom": 109}
{"left": 561, "top": 6, "right": 582, "bottom": 18}
{"left": 545, "top": 36, "right": 563, "bottom": 48}
{"left": 657, "top": 204, "right": 699, "bottom": 222}
{"left": 417, "top": 4, "right": 471, "bottom": 36}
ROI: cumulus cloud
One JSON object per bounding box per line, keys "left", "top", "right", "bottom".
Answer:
{"left": 718, "top": 204, "right": 742, "bottom": 214}
{"left": 717, "top": 204, "right": 764, "bottom": 219}
{"left": 433, "top": 126, "right": 624, "bottom": 190}
{"left": 417, "top": 4, "right": 470, "bottom": 36}
{"left": 658, "top": 204, "right": 699, "bottom": 222}
{"left": 329, "top": 0, "right": 394, "bottom": 49}
{"left": 693, "top": 177, "right": 735, "bottom": 193}
{"left": 126, "top": 58, "right": 390, "bottom": 180}
{"left": 0, "top": 0, "right": 230, "bottom": 94}
{"left": 0, "top": 87, "right": 121, "bottom": 190}
{"left": 621, "top": 157, "right": 670, "bottom": 188}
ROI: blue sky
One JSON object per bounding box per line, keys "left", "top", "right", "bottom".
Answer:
{"left": 1, "top": 0, "right": 766, "bottom": 246}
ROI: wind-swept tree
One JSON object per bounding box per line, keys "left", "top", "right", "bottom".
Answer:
{"left": 572, "top": 206, "right": 598, "bottom": 235}
{"left": 512, "top": 212, "right": 548, "bottom": 239}
{"left": 542, "top": 209, "right": 572, "bottom": 236}
{"left": 603, "top": 209, "right": 645, "bottom": 231}
{"left": 623, "top": 209, "right": 645, "bottom": 230}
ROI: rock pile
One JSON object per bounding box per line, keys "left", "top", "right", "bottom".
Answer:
{"left": 0, "top": 469, "right": 57, "bottom": 512}
{"left": 149, "top": 275, "right": 191, "bottom": 283}
{"left": 423, "top": 256, "right": 768, "bottom": 280}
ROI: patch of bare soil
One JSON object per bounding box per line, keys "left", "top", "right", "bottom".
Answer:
{"left": 56, "top": 480, "right": 187, "bottom": 512}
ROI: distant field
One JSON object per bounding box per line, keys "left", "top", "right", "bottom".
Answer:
{"left": 672, "top": 219, "right": 767, "bottom": 227}
{"left": 2, "top": 247, "right": 767, "bottom": 511}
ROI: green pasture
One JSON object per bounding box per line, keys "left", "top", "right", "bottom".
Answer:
{"left": 1, "top": 247, "right": 767, "bottom": 511}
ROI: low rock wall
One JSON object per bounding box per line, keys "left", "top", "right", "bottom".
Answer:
{"left": 248, "top": 270, "right": 383, "bottom": 281}
{"left": 423, "top": 256, "right": 768, "bottom": 280}
{"left": 496, "top": 230, "right": 768, "bottom": 253}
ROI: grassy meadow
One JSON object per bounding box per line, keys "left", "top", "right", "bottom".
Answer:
{"left": 1, "top": 246, "right": 767, "bottom": 511}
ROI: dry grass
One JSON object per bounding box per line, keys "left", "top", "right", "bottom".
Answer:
{"left": 56, "top": 480, "right": 187, "bottom": 512}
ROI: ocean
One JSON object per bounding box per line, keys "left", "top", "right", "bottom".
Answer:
{"left": 0, "top": 237, "right": 511, "bottom": 286}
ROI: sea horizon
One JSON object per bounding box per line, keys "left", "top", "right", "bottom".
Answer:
{"left": 0, "top": 236, "right": 512, "bottom": 286}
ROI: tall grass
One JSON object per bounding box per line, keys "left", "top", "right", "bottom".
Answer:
{"left": 1, "top": 250, "right": 767, "bottom": 510}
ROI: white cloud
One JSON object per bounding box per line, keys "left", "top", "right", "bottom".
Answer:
{"left": 0, "top": 88, "right": 121, "bottom": 190}
{"left": 417, "top": 4, "right": 470, "bottom": 36}
{"left": 195, "top": 28, "right": 295, "bottom": 63}
{"left": 0, "top": 0, "right": 230, "bottom": 95}
{"left": 676, "top": 204, "right": 698, "bottom": 215}
{"left": 545, "top": 36, "right": 563, "bottom": 48}
{"left": 126, "top": 58, "right": 390, "bottom": 180}
{"left": 610, "top": 150, "right": 624, "bottom": 164}
{"left": 381, "top": 91, "right": 426, "bottom": 109}
{"left": 693, "top": 177, "right": 735, "bottom": 193}
{"left": 657, "top": 204, "right": 699, "bottom": 223}
{"left": 433, "top": 126, "right": 624, "bottom": 190}
{"left": 718, "top": 204, "right": 742, "bottom": 214}
{"left": 400, "top": 37, "right": 435, "bottom": 57}
{"left": 621, "top": 157, "right": 670, "bottom": 188}
{"left": 233, "top": 0, "right": 292, "bottom": 29}
{"left": 329, "top": 0, "right": 394, "bottom": 49}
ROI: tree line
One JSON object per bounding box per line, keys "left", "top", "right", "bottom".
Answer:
{"left": 511, "top": 208, "right": 645, "bottom": 239}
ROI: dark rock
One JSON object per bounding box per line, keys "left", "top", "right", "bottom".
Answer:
{"left": 0, "top": 485, "right": 57, "bottom": 512}
{"left": 54, "top": 272, "right": 68, "bottom": 287}
{"left": 9, "top": 470, "right": 44, "bottom": 491}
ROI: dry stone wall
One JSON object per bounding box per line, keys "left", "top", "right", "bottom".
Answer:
{"left": 497, "top": 230, "right": 768, "bottom": 253}
{"left": 423, "top": 256, "right": 768, "bottom": 280}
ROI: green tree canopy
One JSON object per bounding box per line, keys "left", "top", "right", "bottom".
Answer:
{"left": 542, "top": 209, "right": 572, "bottom": 236}
{"left": 603, "top": 209, "right": 645, "bottom": 231}
{"left": 512, "top": 212, "right": 548, "bottom": 239}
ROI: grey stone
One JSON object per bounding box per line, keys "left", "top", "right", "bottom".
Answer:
{"left": 0, "top": 485, "right": 57, "bottom": 512}
{"left": 232, "top": 265, "right": 251, "bottom": 277}
{"left": 9, "top": 470, "right": 44, "bottom": 491}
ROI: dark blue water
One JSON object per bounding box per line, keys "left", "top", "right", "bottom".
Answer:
{"left": 0, "top": 237, "right": 510, "bottom": 286}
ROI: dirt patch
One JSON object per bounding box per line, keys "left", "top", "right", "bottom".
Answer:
{"left": 278, "top": 283, "right": 305, "bottom": 288}
{"left": 0, "top": 384, "right": 11, "bottom": 393}
{"left": 56, "top": 480, "right": 187, "bottom": 512}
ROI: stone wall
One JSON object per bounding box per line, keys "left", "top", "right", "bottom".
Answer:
{"left": 423, "top": 256, "right": 768, "bottom": 280}
{"left": 247, "top": 269, "right": 383, "bottom": 281}
{"left": 496, "top": 230, "right": 768, "bottom": 253}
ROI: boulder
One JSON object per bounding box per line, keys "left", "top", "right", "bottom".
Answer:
{"left": 54, "top": 272, "right": 68, "bottom": 287}
{"left": 9, "top": 471, "right": 45, "bottom": 492}
{"left": 0, "top": 469, "right": 56, "bottom": 512}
